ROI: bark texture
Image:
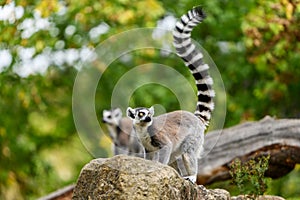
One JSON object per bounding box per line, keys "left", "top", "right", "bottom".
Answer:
{"left": 198, "top": 116, "right": 300, "bottom": 185}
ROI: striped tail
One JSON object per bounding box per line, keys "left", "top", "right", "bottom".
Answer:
{"left": 173, "top": 6, "right": 215, "bottom": 127}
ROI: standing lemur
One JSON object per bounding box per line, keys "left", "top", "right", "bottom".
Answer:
{"left": 126, "top": 7, "right": 215, "bottom": 183}
{"left": 102, "top": 108, "right": 144, "bottom": 157}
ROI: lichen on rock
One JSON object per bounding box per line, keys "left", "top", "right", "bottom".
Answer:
{"left": 72, "top": 155, "right": 230, "bottom": 200}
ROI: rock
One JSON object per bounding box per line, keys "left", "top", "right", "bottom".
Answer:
{"left": 231, "top": 195, "right": 285, "bottom": 200}
{"left": 72, "top": 155, "right": 230, "bottom": 200}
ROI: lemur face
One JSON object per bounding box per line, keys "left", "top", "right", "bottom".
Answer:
{"left": 127, "top": 106, "right": 154, "bottom": 125}
{"left": 102, "top": 108, "right": 122, "bottom": 126}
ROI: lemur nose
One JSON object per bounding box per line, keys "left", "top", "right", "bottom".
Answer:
{"left": 144, "top": 116, "right": 151, "bottom": 122}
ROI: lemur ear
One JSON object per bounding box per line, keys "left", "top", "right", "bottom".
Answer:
{"left": 103, "top": 109, "right": 108, "bottom": 115}
{"left": 126, "top": 107, "right": 135, "bottom": 119}
{"left": 115, "top": 107, "right": 122, "bottom": 113}
{"left": 114, "top": 107, "right": 122, "bottom": 117}
{"left": 149, "top": 106, "right": 154, "bottom": 116}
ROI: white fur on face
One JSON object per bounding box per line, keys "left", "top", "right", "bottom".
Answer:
{"left": 127, "top": 107, "right": 154, "bottom": 125}
{"left": 103, "top": 108, "right": 122, "bottom": 126}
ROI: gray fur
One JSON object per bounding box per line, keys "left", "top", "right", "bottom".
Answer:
{"left": 102, "top": 108, "right": 144, "bottom": 157}
{"left": 127, "top": 107, "right": 204, "bottom": 182}
{"left": 126, "top": 7, "right": 214, "bottom": 183}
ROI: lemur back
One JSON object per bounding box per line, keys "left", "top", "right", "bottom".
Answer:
{"left": 102, "top": 108, "right": 143, "bottom": 157}
{"left": 127, "top": 6, "right": 214, "bottom": 183}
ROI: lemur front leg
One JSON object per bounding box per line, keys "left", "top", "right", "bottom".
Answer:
{"left": 115, "top": 146, "right": 129, "bottom": 156}
{"left": 157, "top": 143, "right": 172, "bottom": 165}
{"left": 181, "top": 152, "right": 198, "bottom": 183}
{"left": 134, "top": 146, "right": 146, "bottom": 159}
{"left": 146, "top": 144, "right": 172, "bottom": 164}
{"left": 145, "top": 150, "right": 156, "bottom": 161}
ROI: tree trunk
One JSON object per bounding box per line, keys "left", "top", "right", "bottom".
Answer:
{"left": 197, "top": 116, "right": 300, "bottom": 185}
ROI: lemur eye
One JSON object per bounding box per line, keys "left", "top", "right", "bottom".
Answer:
{"left": 138, "top": 112, "right": 145, "bottom": 117}
{"left": 107, "top": 115, "right": 111, "bottom": 119}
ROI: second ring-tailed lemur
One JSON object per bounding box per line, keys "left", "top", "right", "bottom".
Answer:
{"left": 102, "top": 108, "right": 143, "bottom": 157}
{"left": 126, "top": 6, "right": 214, "bottom": 183}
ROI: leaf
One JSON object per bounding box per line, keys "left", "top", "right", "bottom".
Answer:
{"left": 285, "top": 2, "right": 294, "bottom": 20}
{"left": 269, "top": 23, "right": 284, "bottom": 35}
{"left": 35, "top": 0, "right": 60, "bottom": 17}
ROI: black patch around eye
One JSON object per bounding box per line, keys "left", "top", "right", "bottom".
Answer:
{"left": 138, "top": 112, "right": 145, "bottom": 117}
{"left": 107, "top": 115, "right": 111, "bottom": 119}
{"left": 128, "top": 110, "right": 135, "bottom": 119}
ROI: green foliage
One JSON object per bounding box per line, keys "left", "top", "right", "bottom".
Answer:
{"left": 1, "top": 0, "right": 300, "bottom": 199}
{"left": 0, "top": 69, "right": 93, "bottom": 199}
{"left": 1, "top": 0, "right": 165, "bottom": 199}
{"left": 241, "top": 0, "right": 300, "bottom": 120}
{"left": 267, "top": 164, "right": 300, "bottom": 198}
{"left": 229, "top": 155, "right": 270, "bottom": 198}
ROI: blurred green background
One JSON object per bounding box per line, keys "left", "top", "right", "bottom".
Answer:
{"left": 0, "top": 0, "right": 300, "bottom": 199}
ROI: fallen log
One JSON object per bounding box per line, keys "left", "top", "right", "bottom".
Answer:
{"left": 38, "top": 117, "right": 300, "bottom": 199}
{"left": 37, "top": 184, "right": 75, "bottom": 200}
{"left": 197, "top": 116, "right": 300, "bottom": 185}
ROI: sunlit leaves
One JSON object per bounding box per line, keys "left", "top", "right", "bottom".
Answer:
{"left": 1, "top": 0, "right": 300, "bottom": 199}
{"left": 241, "top": 0, "right": 300, "bottom": 118}
{"left": 35, "top": 0, "right": 60, "bottom": 17}
{"left": 1, "top": 0, "right": 165, "bottom": 198}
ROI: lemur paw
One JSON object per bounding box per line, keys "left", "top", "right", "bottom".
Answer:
{"left": 183, "top": 175, "right": 197, "bottom": 183}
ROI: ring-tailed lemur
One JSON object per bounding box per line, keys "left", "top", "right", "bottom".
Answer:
{"left": 126, "top": 6, "right": 214, "bottom": 183}
{"left": 102, "top": 108, "right": 144, "bottom": 157}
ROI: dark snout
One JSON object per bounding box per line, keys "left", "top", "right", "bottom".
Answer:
{"left": 143, "top": 116, "right": 151, "bottom": 122}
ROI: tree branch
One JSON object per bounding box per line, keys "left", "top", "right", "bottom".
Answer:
{"left": 197, "top": 116, "right": 300, "bottom": 185}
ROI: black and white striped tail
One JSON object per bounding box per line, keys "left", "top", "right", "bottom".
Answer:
{"left": 173, "top": 6, "right": 215, "bottom": 127}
